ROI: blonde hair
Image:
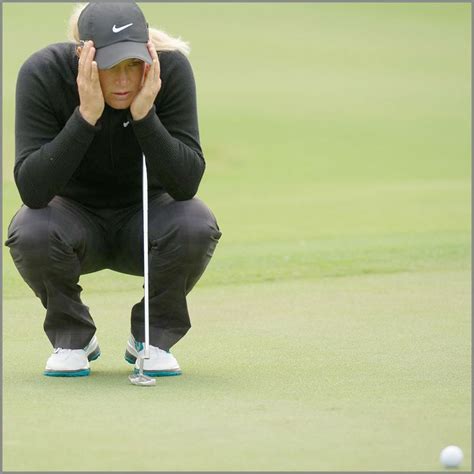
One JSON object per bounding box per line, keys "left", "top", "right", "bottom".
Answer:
{"left": 67, "top": 3, "right": 190, "bottom": 56}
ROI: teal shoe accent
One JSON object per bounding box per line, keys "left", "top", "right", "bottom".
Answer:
{"left": 88, "top": 349, "right": 101, "bottom": 362}
{"left": 125, "top": 350, "right": 137, "bottom": 364}
{"left": 44, "top": 368, "right": 90, "bottom": 377}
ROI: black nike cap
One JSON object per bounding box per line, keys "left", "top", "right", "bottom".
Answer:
{"left": 78, "top": 1, "right": 153, "bottom": 69}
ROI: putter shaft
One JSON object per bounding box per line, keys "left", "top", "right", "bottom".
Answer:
{"left": 143, "top": 154, "right": 150, "bottom": 360}
{"left": 129, "top": 155, "right": 155, "bottom": 386}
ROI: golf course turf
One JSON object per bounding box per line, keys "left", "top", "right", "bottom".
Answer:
{"left": 2, "top": 2, "right": 471, "bottom": 471}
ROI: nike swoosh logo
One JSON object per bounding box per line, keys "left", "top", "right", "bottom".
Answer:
{"left": 123, "top": 121, "right": 130, "bottom": 128}
{"left": 112, "top": 23, "right": 133, "bottom": 33}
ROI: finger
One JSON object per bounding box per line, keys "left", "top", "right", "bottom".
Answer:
{"left": 147, "top": 40, "right": 158, "bottom": 61}
{"left": 150, "top": 59, "right": 158, "bottom": 82}
{"left": 89, "top": 41, "right": 96, "bottom": 62}
{"left": 142, "top": 63, "right": 153, "bottom": 91}
{"left": 143, "top": 63, "right": 151, "bottom": 84}
{"left": 91, "top": 60, "right": 100, "bottom": 84}
{"left": 147, "top": 42, "right": 159, "bottom": 76}
{"left": 145, "top": 54, "right": 158, "bottom": 81}
{"left": 78, "top": 41, "right": 88, "bottom": 72}
{"left": 76, "top": 46, "right": 83, "bottom": 64}
{"left": 81, "top": 41, "right": 93, "bottom": 63}
{"left": 86, "top": 43, "right": 97, "bottom": 79}
{"left": 81, "top": 41, "right": 93, "bottom": 78}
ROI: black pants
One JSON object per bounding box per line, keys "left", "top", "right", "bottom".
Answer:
{"left": 5, "top": 194, "right": 222, "bottom": 351}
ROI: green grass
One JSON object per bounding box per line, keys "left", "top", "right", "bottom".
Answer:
{"left": 2, "top": 2, "right": 471, "bottom": 471}
{"left": 3, "top": 271, "right": 471, "bottom": 471}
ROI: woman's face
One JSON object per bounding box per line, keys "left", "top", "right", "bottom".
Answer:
{"left": 98, "top": 58, "right": 146, "bottom": 109}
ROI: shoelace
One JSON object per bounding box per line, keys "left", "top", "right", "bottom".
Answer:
{"left": 134, "top": 337, "right": 169, "bottom": 355}
{"left": 141, "top": 345, "right": 171, "bottom": 357}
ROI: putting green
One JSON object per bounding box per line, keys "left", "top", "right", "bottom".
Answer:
{"left": 3, "top": 270, "right": 471, "bottom": 471}
{"left": 2, "top": 2, "right": 471, "bottom": 471}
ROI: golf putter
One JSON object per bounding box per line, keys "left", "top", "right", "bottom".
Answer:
{"left": 129, "top": 154, "right": 156, "bottom": 387}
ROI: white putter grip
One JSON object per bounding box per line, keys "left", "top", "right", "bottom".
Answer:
{"left": 142, "top": 154, "right": 150, "bottom": 359}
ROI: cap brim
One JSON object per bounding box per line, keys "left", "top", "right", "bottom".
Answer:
{"left": 95, "top": 41, "right": 152, "bottom": 69}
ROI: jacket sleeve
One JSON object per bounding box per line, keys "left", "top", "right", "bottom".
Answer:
{"left": 130, "top": 51, "right": 205, "bottom": 201}
{"left": 14, "top": 58, "right": 100, "bottom": 209}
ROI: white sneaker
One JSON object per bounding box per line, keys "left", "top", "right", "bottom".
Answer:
{"left": 125, "top": 334, "right": 181, "bottom": 376}
{"left": 44, "top": 336, "right": 101, "bottom": 377}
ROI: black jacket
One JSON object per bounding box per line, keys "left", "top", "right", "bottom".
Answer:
{"left": 14, "top": 42, "right": 205, "bottom": 209}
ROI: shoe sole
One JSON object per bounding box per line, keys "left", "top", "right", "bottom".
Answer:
{"left": 44, "top": 368, "right": 91, "bottom": 377}
{"left": 43, "top": 347, "right": 101, "bottom": 377}
{"left": 124, "top": 350, "right": 182, "bottom": 377}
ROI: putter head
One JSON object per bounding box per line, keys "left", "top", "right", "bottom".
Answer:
{"left": 128, "top": 355, "right": 156, "bottom": 386}
{"left": 129, "top": 373, "right": 156, "bottom": 386}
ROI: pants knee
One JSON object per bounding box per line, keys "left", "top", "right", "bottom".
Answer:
{"left": 6, "top": 206, "right": 78, "bottom": 275}
{"left": 181, "top": 214, "right": 221, "bottom": 252}
{"left": 6, "top": 207, "right": 52, "bottom": 263}
{"left": 150, "top": 199, "right": 222, "bottom": 261}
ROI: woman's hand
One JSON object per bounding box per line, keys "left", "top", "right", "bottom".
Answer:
{"left": 130, "top": 41, "right": 162, "bottom": 121}
{"left": 77, "top": 40, "right": 105, "bottom": 125}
